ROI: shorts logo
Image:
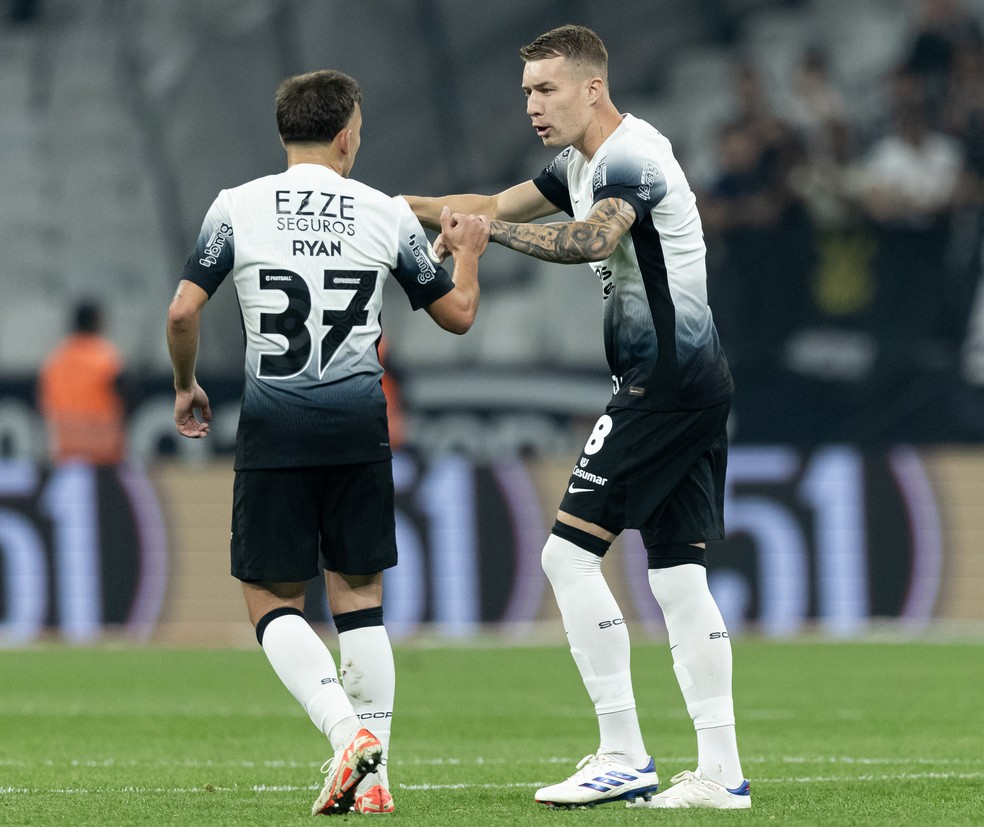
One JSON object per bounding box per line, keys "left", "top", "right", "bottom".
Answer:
{"left": 570, "top": 466, "right": 608, "bottom": 487}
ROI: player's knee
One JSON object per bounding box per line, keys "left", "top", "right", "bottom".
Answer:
{"left": 255, "top": 606, "right": 304, "bottom": 646}
{"left": 541, "top": 536, "right": 567, "bottom": 582}
{"left": 542, "top": 522, "right": 610, "bottom": 582}
{"left": 648, "top": 561, "right": 711, "bottom": 613}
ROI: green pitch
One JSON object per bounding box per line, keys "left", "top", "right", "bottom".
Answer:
{"left": 1, "top": 639, "right": 982, "bottom": 825}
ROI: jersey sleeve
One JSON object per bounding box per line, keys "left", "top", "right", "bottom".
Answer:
{"left": 179, "top": 192, "right": 235, "bottom": 296}
{"left": 390, "top": 198, "right": 455, "bottom": 311}
{"left": 592, "top": 143, "right": 668, "bottom": 225}
{"left": 532, "top": 148, "right": 575, "bottom": 216}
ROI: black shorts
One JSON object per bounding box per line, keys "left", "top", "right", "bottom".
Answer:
{"left": 559, "top": 401, "right": 730, "bottom": 548}
{"left": 231, "top": 461, "right": 397, "bottom": 582}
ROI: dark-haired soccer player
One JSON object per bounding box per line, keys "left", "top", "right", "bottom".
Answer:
{"left": 167, "top": 69, "right": 488, "bottom": 815}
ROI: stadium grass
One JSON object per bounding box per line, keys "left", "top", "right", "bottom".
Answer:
{"left": 1, "top": 639, "right": 982, "bottom": 825}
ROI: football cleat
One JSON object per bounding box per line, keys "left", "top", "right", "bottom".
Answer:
{"left": 311, "top": 728, "right": 383, "bottom": 816}
{"left": 535, "top": 752, "right": 658, "bottom": 808}
{"left": 354, "top": 773, "right": 394, "bottom": 814}
{"left": 627, "top": 768, "right": 750, "bottom": 809}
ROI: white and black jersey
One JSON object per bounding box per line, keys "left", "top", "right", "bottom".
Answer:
{"left": 534, "top": 114, "right": 733, "bottom": 411}
{"left": 180, "top": 163, "right": 454, "bottom": 470}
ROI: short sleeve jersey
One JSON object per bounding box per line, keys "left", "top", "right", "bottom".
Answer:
{"left": 180, "top": 163, "right": 454, "bottom": 469}
{"left": 533, "top": 114, "right": 733, "bottom": 410}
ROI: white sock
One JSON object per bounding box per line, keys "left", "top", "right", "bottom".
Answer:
{"left": 541, "top": 534, "right": 648, "bottom": 766}
{"left": 648, "top": 564, "right": 744, "bottom": 788}
{"left": 339, "top": 625, "right": 395, "bottom": 786}
{"left": 259, "top": 613, "right": 358, "bottom": 752}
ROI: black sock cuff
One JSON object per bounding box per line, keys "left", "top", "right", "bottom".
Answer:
{"left": 333, "top": 605, "right": 384, "bottom": 633}
{"left": 551, "top": 520, "right": 611, "bottom": 557}
{"left": 255, "top": 606, "right": 304, "bottom": 646}
{"left": 646, "top": 542, "right": 708, "bottom": 569}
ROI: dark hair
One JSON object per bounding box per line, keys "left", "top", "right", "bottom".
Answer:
{"left": 74, "top": 301, "right": 101, "bottom": 334}
{"left": 275, "top": 69, "right": 363, "bottom": 144}
{"left": 519, "top": 24, "right": 608, "bottom": 77}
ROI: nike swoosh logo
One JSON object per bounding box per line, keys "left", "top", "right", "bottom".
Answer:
{"left": 567, "top": 483, "right": 593, "bottom": 494}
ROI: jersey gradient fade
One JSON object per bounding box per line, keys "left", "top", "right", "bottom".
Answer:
{"left": 180, "top": 164, "right": 454, "bottom": 469}
{"left": 533, "top": 114, "right": 733, "bottom": 410}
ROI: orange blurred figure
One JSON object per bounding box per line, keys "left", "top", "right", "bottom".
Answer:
{"left": 38, "top": 301, "right": 127, "bottom": 464}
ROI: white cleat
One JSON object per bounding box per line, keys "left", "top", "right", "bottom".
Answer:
{"left": 535, "top": 752, "right": 658, "bottom": 809}
{"left": 627, "top": 768, "right": 750, "bottom": 809}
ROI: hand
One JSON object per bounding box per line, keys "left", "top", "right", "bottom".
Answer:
{"left": 174, "top": 382, "right": 212, "bottom": 438}
{"left": 430, "top": 234, "right": 449, "bottom": 263}
{"left": 439, "top": 205, "right": 490, "bottom": 259}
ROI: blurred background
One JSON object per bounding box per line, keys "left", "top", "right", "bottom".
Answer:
{"left": 1, "top": 0, "right": 983, "bottom": 647}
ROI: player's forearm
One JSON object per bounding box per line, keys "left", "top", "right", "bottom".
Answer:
{"left": 425, "top": 252, "right": 481, "bottom": 334}
{"left": 404, "top": 194, "right": 497, "bottom": 230}
{"left": 166, "top": 307, "right": 202, "bottom": 392}
{"left": 167, "top": 280, "right": 210, "bottom": 391}
{"left": 489, "top": 198, "right": 633, "bottom": 263}
{"left": 167, "top": 328, "right": 200, "bottom": 392}
{"left": 488, "top": 218, "right": 611, "bottom": 263}
{"left": 448, "top": 253, "right": 481, "bottom": 332}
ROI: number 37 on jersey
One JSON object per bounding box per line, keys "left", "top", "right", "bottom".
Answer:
{"left": 256, "top": 267, "right": 377, "bottom": 379}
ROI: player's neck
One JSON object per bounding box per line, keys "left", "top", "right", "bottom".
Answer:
{"left": 576, "top": 104, "right": 624, "bottom": 160}
{"left": 284, "top": 145, "right": 346, "bottom": 176}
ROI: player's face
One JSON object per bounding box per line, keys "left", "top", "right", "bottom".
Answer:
{"left": 522, "top": 56, "right": 593, "bottom": 150}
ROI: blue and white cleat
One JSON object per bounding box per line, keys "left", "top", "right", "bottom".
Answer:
{"left": 627, "top": 768, "right": 751, "bottom": 809}
{"left": 535, "top": 752, "right": 658, "bottom": 809}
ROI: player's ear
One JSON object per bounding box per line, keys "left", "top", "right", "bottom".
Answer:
{"left": 337, "top": 128, "right": 352, "bottom": 156}
{"left": 585, "top": 76, "right": 604, "bottom": 104}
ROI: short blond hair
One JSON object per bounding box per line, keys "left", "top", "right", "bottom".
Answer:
{"left": 519, "top": 25, "right": 608, "bottom": 81}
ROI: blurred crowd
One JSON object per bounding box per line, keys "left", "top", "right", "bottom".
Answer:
{"left": 696, "top": 0, "right": 984, "bottom": 439}
{"left": 7, "top": 0, "right": 984, "bottom": 450}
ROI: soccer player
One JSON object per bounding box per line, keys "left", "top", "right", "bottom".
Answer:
{"left": 166, "top": 69, "right": 488, "bottom": 816}
{"left": 405, "top": 25, "right": 750, "bottom": 810}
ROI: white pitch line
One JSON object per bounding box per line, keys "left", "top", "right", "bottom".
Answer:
{"left": 3, "top": 770, "right": 984, "bottom": 796}
{"left": 1, "top": 755, "right": 982, "bottom": 770}
{"left": 0, "top": 785, "right": 316, "bottom": 795}
{"left": 775, "top": 755, "right": 984, "bottom": 766}
{"left": 403, "top": 772, "right": 984, "bottom": 790}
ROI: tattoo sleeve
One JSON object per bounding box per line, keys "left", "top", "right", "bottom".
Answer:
{"left": 489, "top": 198, "right": 636, "bottom": 263}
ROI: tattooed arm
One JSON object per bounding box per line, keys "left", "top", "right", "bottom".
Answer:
{"left": 488, "top": 198, "right": 636, "bottom": 263}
